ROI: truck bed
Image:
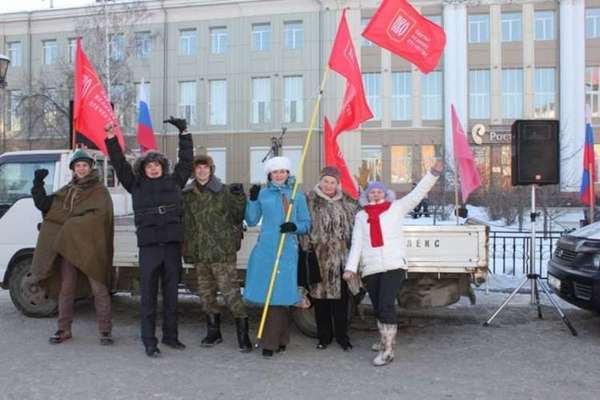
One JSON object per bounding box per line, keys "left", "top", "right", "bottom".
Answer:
{"left": 114, "top": 216, "right": 488, "bottom": 275}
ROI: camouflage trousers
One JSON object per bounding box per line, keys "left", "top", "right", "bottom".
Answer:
{"left": 195, "top": 262, "right": 247, "bottom": 318}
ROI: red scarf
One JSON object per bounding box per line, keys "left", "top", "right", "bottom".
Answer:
{"left": 363, "top": 201, "right": 391, "bottom": 248}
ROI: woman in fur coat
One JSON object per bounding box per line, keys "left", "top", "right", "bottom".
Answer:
{"left": 304, "top": 166, "right": 359, "bottom": 350}
{"left": 344, "top": 160, "right": 443, "bottom": 366}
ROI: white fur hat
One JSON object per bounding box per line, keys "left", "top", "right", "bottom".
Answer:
{"left": 264, "top": 156, "right": 292, "bottom": 175}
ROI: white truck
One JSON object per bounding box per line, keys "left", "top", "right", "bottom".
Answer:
{"left": 0, "top": 149, "right": 488, "bottom": 336}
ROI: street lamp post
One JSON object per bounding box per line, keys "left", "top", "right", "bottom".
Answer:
{"left": 0, "top": 54, "right": 11, "bottom": 154}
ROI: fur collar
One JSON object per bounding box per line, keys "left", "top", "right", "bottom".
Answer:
{"left": 313, "top": 184, "right": 343, "bottom": 202}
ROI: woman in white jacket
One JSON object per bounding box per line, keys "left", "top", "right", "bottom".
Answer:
{"left": 343, "top": 160, "right": 443, "bottom": 366}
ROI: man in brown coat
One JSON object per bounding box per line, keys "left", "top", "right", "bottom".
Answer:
{"left": 31, "top": 148, "right": 115, "bottom": 345}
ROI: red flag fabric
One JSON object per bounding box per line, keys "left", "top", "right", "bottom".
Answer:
{"left": 328, "top": 10, "right": 373, "bottom": 134}
{"left": 362, "top": 0, "right": 446, "bottom": 74}
{"left": 73, "top": 38, "right": 125, "bottom": 154}
{"left": 451, "top": 105, "right": 481, "bottom": 203}
{"left": 324, "top": 117, "right": 359, "bottom": 199}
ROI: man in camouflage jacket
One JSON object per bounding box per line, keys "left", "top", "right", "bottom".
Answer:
{"left": 182, "top": 154, "right": 252, "bottom": 352}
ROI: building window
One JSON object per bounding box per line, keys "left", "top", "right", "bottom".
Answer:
{"left": 468, "top": 14, "right": 489, "bottom": 43}
{"left": 534, "top": 68, "right": 556, "bottom": 118}
{"left": 361, "top": 18, "right": 374, "bottom": 47}
{"left": 500, "top": 145, "right": 511, "bottom": 188}
{"left": 391, "top": 146, "right": 413, "bottom": 184}
{"left": 284, "top": 21, "right": 303, "bottom": 49}
{"left": 586, "top": 66, "right": 600, "bottom": 118}
{"left": 7, "top": 42, "right": 22, "bottom": 67}
{"left": 178, "top": 81, "right": 197, "bottom": 126}
{"left": 179, "top": 29, "right": 197, "bottom": 56}
{"left": 42, "top": 40, "right": 58, "bottom": 65}
{"left": 207, "top": 148, "right": 227, "bottom": 183}
{"left": 7, "top": 90, "right": 22, "bottom": 131}
{"left": 420, "top": 145, "right": 441, "bottom": 177}
{"left": 43, "top": 87, "right": 59, "bottom": 127}
{"left": 252, "top": 77, "right": 271, "bottom": 124}
{"left": 535, "top": 11, "right": 554, "bottom": 41}
{"left": 421, "top": 71, "right": 443, "bottom": 120}
{"left": 586, "top": 8, "right": 600, "bottom": 38}
{"left": 210, "top": 27, "right": 228, "bottom": 54}
{"left": 392, "top": 72, "right": 411, "bottom": 121}
{"left": 209, "top": 80, "right": 227, "bottom": 126}
{"left": 250, "top": 146, "right": 270, "bottom": 183}
{"left": 362, "top": 145, "right": 383, "bottom": 182}
{"left": 473, "top": 146, "right": 490, "bottom": 188}
{"left": 283, "top": 76, "right": 303, "bottom": 123}
{"left": 469, "top": 69, "right": 490, "bottom": 119}
{"left": 362, "top": 73, "right": 381, "bottom": 120}
{"left": 67, "top": 38, "right": 77, "bottom": 64}
{"left": 502, "top": 12, "right": 522, "bottom": 42}
{"left": 135, "top": 31, "right": 152, "bottom": 59}
{"left": 110, "top": 34, "right": 125, "bottom": 61}
{"left": 502, "top": 69, "right": 523, "bottom": 119}
{"left": 252, "top": 23, "right": 271, "bottom": 52}
{"left": 282, "top": 146, "right": 302, "bottom": 182}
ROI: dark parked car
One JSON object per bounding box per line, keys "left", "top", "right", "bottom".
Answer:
{"left": 547, "top": 222, "right": 600, "bottom": 312}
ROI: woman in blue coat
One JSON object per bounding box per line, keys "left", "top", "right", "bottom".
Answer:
{"left": 244, "top": 156, "right": 311, "bottom": 358}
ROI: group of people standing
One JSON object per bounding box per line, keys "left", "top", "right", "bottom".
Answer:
{"left": 30, "top": 117, "right": 443, "bottom": 366}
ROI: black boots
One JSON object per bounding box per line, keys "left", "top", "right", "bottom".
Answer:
{"left": 235, "top": 317, "right": 253, "bottom": 353}
{"left": 201, "top": 314, "right": 223, "bottom": 347}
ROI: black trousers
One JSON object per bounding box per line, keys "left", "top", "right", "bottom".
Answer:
{"left": 312, "top": 279, "right": 350, "bottom": 346}
{"left": 362, "top": 269, "right": 405, "bottom": 324}
{"left": 139, "top": 243, "right": 182, "bottom": 347}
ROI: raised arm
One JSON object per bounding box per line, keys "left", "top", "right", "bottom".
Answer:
{"left": 31, "top": 169, "right": 54, "bottom": 214}
{"left": 163, "top": 116, "right": 193, "bottom": 188}
{"left": 244, "top": 185, "right": 262, "bottom": 226}
{"left": 104, "top": 124, "right": 135, "bottom": 193}
{"left": 392, "top": 160, "right": 443, "bottom": 215}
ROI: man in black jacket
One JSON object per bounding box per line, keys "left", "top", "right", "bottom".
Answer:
{"left": 105, "top": 117, "right": 193, "bottom": 357}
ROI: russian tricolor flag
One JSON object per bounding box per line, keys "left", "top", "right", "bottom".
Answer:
{"left": 580, "top": 106, "right": 596, "bottom": 206}
{"left": 137, "top": 80, "right": 157, "bottom": 152}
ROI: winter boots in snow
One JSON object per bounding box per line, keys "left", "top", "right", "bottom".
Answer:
{"left": 372, "top": 321, "right": 397, "bottom": 367}
{"left": 235, "top": 317, "right": 253, "bottom": 352}
{"left": 201, "top": 314, "right": 223, "bottom": 347}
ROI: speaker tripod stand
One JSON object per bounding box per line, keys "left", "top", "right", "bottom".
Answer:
{"left": 483, "top": 185, "right": 578, "bottom": 336}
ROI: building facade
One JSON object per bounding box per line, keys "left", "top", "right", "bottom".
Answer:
{"left": 1, "top": 0, "right": 600, "bottom": 193}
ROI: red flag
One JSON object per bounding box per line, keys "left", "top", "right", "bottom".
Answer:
{"left": 328, "top": 10, "right": 373, "bottom": 134}
{"left": 324, "top": 117, "right": 359, "bottom": 199}
{"left": 451, "top": 105, "right": 481, "bottom": 203}
{"left": 73, "top": 38, "right": 125, "bottom": 154}
{"left": 362, "top": 0, "right": 446, "bottom": 74}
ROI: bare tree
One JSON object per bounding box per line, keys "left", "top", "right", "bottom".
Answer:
{"left": 13, "top": 1, "right": 155, "bottom": 149}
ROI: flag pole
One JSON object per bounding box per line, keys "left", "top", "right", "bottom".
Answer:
{"left": 589, "top": 162, "right": 594, "bottom": 224}
{"left": 453, "top": 159, "right": 460, "bottom": 225}
{"left": 256, "top": 66, "right": 331, "bottom": 342}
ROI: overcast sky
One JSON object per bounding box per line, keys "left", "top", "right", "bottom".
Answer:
{"left": 1, "top": 0, "right": 97, "bottom": 14}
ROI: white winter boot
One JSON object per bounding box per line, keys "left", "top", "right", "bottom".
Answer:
{"left": 371, "top": 321, "right": 384, "bottom": 352}
{"left": 372, "top": 323, "right": 397, "bottom": 366}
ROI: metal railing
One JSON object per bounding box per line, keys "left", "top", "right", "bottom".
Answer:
{"left": 488, "top": 230, "right": 567, "bottom": 278}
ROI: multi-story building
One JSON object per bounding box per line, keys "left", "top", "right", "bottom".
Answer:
{"left": 1, "top": 0, "right": 600, "bottom": 194}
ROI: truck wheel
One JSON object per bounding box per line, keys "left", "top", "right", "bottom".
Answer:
{"left": 291, "top": 307, "right": 318, "bottom": 338}
{"left": 8, "top": 257, "right": 57, "bottom": 318}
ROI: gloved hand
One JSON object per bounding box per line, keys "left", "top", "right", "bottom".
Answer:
{"left": 229, "top": 183, "right": 244, "bottom": 196}
{"left": 249, "top": 184, "right": 261, "bottom": 201}
{"left": 34, "top": 169, "right": 49, "bottom": 183}
{"left": 280, "top": 222, "right": 297, "bottom": 233}
{"left": 163, "top": 116, "right": 187, "bottom": 133}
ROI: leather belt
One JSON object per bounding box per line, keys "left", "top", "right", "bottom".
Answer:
{"left": 135, "top": 204, "right": 177, "bottom": 216}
